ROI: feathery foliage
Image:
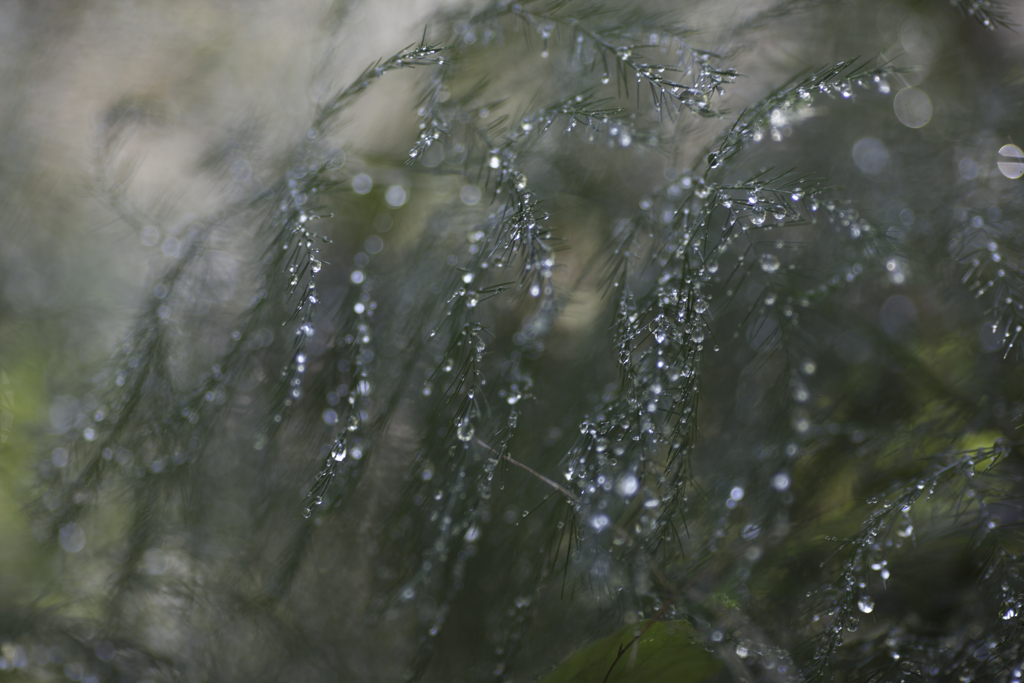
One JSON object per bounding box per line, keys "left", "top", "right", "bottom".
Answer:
{"left": 2, "top": 0, "right": 1024, "bottom": 682}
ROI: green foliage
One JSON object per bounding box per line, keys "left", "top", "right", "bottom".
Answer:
{"left": 1, "top": 0, "right": 1023, "bottom": 681}
{"left": 538, "top": 620, "right": 722, "bottom": 683}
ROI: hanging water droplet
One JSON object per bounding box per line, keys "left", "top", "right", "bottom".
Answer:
{"left": 457, "top": 417, "right": 475, "bottom": 442}
{"left": 857, "top": 596, "right": 875, "bottom": 614}
{"left": 759, "top": 253, "right": 780, "bottom": 273}
{"left": 311, "top": 259, "right": 322, "bottom": 273}
{"left": 489, "top": 154, "right": 501, "bottom": 169}
{"left": 601, "top": 73, "right": 610, "bottom": 84}
{"left": 515, "top": 173, "right": 528, "bottom": 190}
{"left": 529, "top": 283, "right": 541, "bottom": 297}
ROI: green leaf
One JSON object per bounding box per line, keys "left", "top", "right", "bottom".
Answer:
{"left": 539, "top": 620, "right": 724, "bottom": 683}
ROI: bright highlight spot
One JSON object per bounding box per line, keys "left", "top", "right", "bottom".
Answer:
{"left": 997, "top": 144, "right": 1024, "bottom": 179}
{"left": 893, "top": 88, "right": 932, "bottom": 129}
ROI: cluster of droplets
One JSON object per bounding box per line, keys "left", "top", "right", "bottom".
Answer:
{"left": 954, "top": 212, "right": 1024, "bottom": 357}
{"left": 270, "top": 167, "right": 339, "bottom": 425}
{"left": 507, "top": 3, "right": 733, "bottom": 117}
{"left": 302, "top": 252, "right": 380, "bottom": 518}
{"left": 388, "top": 199, "right": 542, "bottom": 650}
{"left": 709, "top": 59, "right": 895, "bottom": 168}
{"left": 809, "top": 442, "right": 1018, "bottom": 676}
{"left": 560, "top": 268, "right": 708, "bottom": 548}
{"left": 954, "top": 0, "right": 1010, "bottom": 30}
{"left": 312, "top": 41, "right": 444, "bottom": 135}
{"left": 408, "top": 64, "right": 457, "bottom": 163}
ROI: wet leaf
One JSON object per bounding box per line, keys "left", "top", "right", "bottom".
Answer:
{"left": 540, "top": 620, "right": 723, "bottom": 683}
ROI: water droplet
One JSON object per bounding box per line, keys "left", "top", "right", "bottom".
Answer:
{"left": 457, "top": 417, "right": 475, "bottom": 442}
{"left": 311, "top": 259, "right": 322, "bottom": 273}
{"left": 589, "top": 514, "right": 610, "bottom": 532}
{"left": 759, "top": 253, "right": 780, "bottom": 273}
{"left": 489, "top": 154, "right": 501, "bottom": 169}
{"left": 515, "top": 173, "right": 528, "bottom": 190}
{"left": 616, "top": 474, "right": 639, "bottom": 497}
{"left": 857, "top": 596, "right": 875, "bottom": 614}
{"left": 529, "top": 283, "right": 541, "bottom": 298}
